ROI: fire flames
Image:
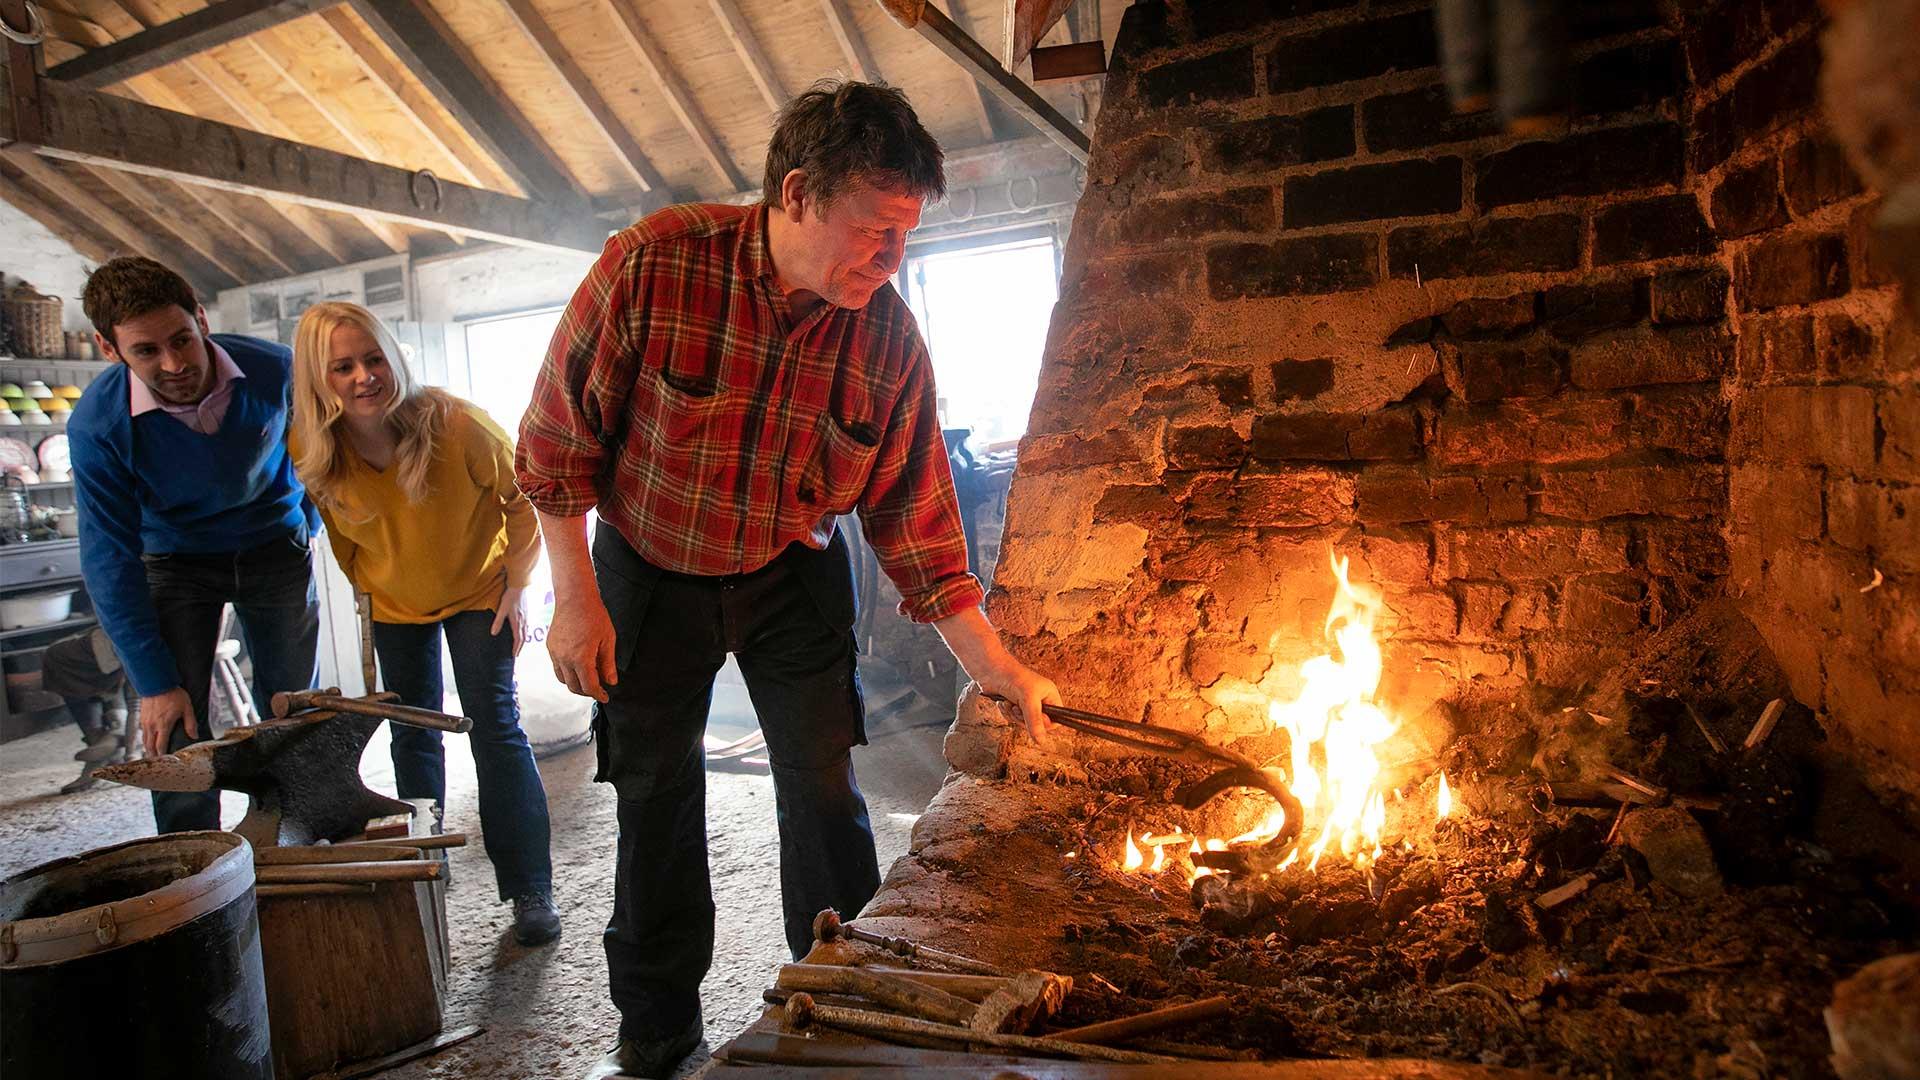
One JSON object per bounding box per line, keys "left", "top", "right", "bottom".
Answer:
{"left": 1116, "top": 551, "right": 1456, "bottom": 884}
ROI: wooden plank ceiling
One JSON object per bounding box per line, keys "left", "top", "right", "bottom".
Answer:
{"left": 4, "top": 0, "right": 1119, "bottom": 291}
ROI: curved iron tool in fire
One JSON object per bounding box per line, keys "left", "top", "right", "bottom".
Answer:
{"left": 998, "top": 698, "right": 1306, "bottom": 875}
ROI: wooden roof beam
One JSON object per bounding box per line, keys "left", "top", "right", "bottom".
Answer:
{"left": 706, "top": 0, "right": 786, "bottom": 113}
{"left": 1, "top": 151, "right": 220, "bottom": 294}
{"left": 1002, "top": 0, "right": 1074, "bottom": 70}
{"left": 315, "top": 6, "right": 505, "bottom": 192}
{"left": 874, "top": 0, "right": 1087, "bottom": 161}
{"left": 45, "top": 0, "right": 332, "bottom": 89}
{"left": 12, "top": 78, "right": 613, "bottom": 252}
{"left": 238, "top": 35, "right": 419, "bottom": 251}
{"left": 0, "top": 168, "right": 122, "bottom": 265}
{"left": 933, "top": 0, "right": 995, "bottom": 142}
{"left": 85, "top": 164, "right": 254, "bottom": 284}
{"left": 348, "top": 0, "right": 585, "bottom": 204}
{"left": 819, "top": 0, "right": 881, "bottom": 83}
{"left": 174, "top": 54, "right": 367, "bottom": 263}
{"left": 495, "top": 0, "right": 670, "bottom": 199}
{"left": 599, "top": 0, "right": 748, "bottom": 192}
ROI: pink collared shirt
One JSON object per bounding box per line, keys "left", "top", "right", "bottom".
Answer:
{"left": 128, "top": 340, "right": 246, "bottom": 435}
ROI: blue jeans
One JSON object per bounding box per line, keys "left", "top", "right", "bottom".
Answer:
{"left": 144, "top": 531, "right": 319, "bottom": 833}
{"left": 590, "top": 525, "right": 878, "bottom": 1042}
{"left": 372, "top": 610, "right": 553, "bottom": 900}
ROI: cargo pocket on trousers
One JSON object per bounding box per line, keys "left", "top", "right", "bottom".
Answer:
{"left": 593, "top": 558, "right": 663, "bottom": 677}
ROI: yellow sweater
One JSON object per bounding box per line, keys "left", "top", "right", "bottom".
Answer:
{"left": 312, "top": 403, "right": 540, "bottom": 624}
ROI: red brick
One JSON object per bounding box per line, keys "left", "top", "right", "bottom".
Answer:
{"left": 1476, "top": 124, "right": 1684, "bottom": 209}
{"left": 1251, "top": 409, "right": 1420, "bottom": 461}
{"left": 1271, "top": 358, "right": 1336, "bottom": 402}
{"left": 1630, "top": 385, "right": 1727, "bottom": 458}
{"left": 1362, "top": 86, "right": 1502, "bottom": 153}
{"left": 1182, "top": 468, "right": 1356, "bottom": 528}
{"left": 1458, "top": 583, "right": 1511, "bottom": 640}
{"left": 1167, "top": 425, "right": 1249, "bottom": 469}
{"left": 1384, "top": 589, "right": 1458, "bottom": 638}
{"left": 1570, "top": 325, "right": 1732, "bottom": 389}
{"left": 1441, "top": 340, "right": 1564, "bottom": 402}
{"left": 1592, "top": 195, "right": 1716, "bottom": 265}
{"left": 1850, "top": 200, "right": 1899, "bottom": 288}
{"left": 1443, "top": 526, "right": 1630, "bottom": 580}
{"left": 1187, "top": 634, "right": 1274, "bottom": 686}
{"left": 1431, "top": 398, "right": 1630, "bottom": 466}
{"left": 1021, "top": 429, "right": 1147, "bottom": 473}
{"left": 1815, "top": 315, "right": 1879, "bottom": 381}
{"left": 1737, "top": 232, "right": 1850, "bottom": 311}
{"left": 1708, "top": 158, "right": 1787, "bottom": 239}
{"left": 1541, "top": 277, "right": 1647, "bottom": 340}
{"left": 1824, "top": 479, "right": 1920, "bottom": 571}
{"left": 1502, "top": 586, "right": 1555, "bottom": 633}
{"left": 1283, "top": 158, "right": 1464, "bottom": 228}
{"left": 1439, "top": 293, "right": 1537, "bottom": 339}
{"left": 1203, "top": 106, "right": 1356, "bottom": 173}
{"left": 1095, "top": 483, "right": 1179, "bottom": 525}
{"left": 1348, "top": 410, "right": 1423, "bottom": 459}
{"left": 1265, "top": 11, "right": 1437, "bottom": 94}
{"left": 1643, "top": 522, "right": 1730, "bottom": 577}
{"left": 1561, "top": 575, "right": 1646, "bottom": 633}
{"left": 1143, "top": 367, "right": 1256, "bottom": 408}
{"left": 1140, "top": 46, "right": 1256, "bottom": 108}
{"left": 1118, "top": 188, "right": 1276, "bottom": 244}
{"left": 1537, "top": 464, "right": 1725, "bottom": 520}
{"left": 1354, "top": 468, "right": 1528, "bottom": 525}
{"left": 1387, "top": 215, "right": 1581, "bottom": 280}
{"left": 1728, "top": 385, "right": 1876, "bottom": 468}
{"left": 1730, "top": 465, "right": 1824, "bottom": 546}
{"left": 1354, "top": 531, "right": 1434, "bottom": 585}
{"left": 1735, "top": 315, "right": 1815, "bottom": 381}
{"left": 1781, "top": 136, "right": 1865, "bottom": 217}
{"left": 1651, "top": 267, "right": 1729, "bottom": 326}
{"left": 1881, "top": 387, "right": 1920, "bottom": 482}
{"left": 1209, "top": 233, "right": 1378, "bottom": 299}
{"left": 1690, "top": 36, "right": 1821, "bottom": 172}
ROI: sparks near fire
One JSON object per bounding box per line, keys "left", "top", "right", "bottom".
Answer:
{"left": 1119, "top": 552, "right": 1453, "bottom": 883}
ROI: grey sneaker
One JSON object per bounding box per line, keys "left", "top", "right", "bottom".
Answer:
{"left": 74, "top": 730, "right": 121, "bottom": 763}
{"left": 511, "top": 892, "right": 562, "bottom": 946}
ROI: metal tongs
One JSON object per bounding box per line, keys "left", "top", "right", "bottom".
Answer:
{"left": 992, "top": 697, "right": 1305, "bottom": 874}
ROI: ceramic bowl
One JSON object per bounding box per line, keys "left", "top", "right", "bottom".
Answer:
{"left": 52, "top": 385, "right": 83, "bottom": 400}
{"left": 0, "top": 411, "right": 18, "bottom": 426}
{"left": 22, "top": 411, "right": 51, "bottom": 426}
{"left": 41, "top": 397, "right": 70, "bottom": 413}
{"left": 22, "top": 382, "right": 52, "bottom": 399}
{"left": 0, "top": 383, "right": 20, "bottom": 399}
{"left": 8, "top": 397, "right": 39, "bottom": 412}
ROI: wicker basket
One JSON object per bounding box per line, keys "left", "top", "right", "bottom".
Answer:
{"left": 3, "top": 283, "right": 63, "bottom": 360}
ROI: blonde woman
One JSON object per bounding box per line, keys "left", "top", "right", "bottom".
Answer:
{"left": 291, "top": 302, "right": 559, "bottom": 946}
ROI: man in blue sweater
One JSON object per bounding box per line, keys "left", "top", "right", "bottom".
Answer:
{"left": 69, "top": 256, "right": 320, "bottom": 833}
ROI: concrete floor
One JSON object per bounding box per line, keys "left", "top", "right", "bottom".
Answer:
{"left": 0, "top": 661, "right": 950, "bottom": 1079}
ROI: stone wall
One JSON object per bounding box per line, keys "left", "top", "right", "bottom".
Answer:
{"left": 983, "top": 0, "right": 1917, "bottom": 797}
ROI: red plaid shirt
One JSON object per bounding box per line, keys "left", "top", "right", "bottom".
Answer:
{"left": 515, "top": 203, "right": 983, "bottom": 623}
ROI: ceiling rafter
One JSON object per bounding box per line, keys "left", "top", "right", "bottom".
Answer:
{"left": 1, "top": 150, "right": 224, "bottom": 293}
{"left": 495, "top": 0, "right": 671, "bottom": 199}
{"left": 45, "top": 0, "right": 331, "bottom": 89}
{"left": 234, "top": 34, "right": 424, "bottom": 250}
{"left": 597, "top": 0, "right": 747, "bottom": 191}
{"left": 348, "top": 0, "right": 586, "bottom": 204}
{"left": 819, "top": 0, "right": 882, "bottom": 82}
{"left": 84, "top": 164, "right": 255, "bottom": 283}
{"left": 0, "top": 167, "right": 123, "bottom": 265}
{"left": 705, "top": 0, "right": 786, "bottom": 114}
{"left": 932, "top": 0, "right": 996, "bottom": 142}
{"left": 315, "top": 7, "right": 503, "bottom": 192}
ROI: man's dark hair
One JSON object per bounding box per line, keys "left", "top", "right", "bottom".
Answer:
{"left": 763, "top": 80, "right": 945, "bottom": 211}
{"left": 83, "top": 256, "right": 198, "bottom": 347}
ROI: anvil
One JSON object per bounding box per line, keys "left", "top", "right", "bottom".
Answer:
{"left": 94, "top": 711, "right": 412, "bottom": 847}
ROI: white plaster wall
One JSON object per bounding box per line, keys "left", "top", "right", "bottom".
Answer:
{"left": 0, "top": 199, "right": 99, "bottom": 334}
{"left": 411, "top": 244, "right": 597, "bottom": 324}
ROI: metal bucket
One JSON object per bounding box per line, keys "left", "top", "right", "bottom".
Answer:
{"left": 0, "top": 831, "right": 271, "bottom": 1079}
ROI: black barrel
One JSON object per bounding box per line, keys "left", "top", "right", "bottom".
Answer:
{"left": 1, "top": 831, "right": 271, "bottom": 1079}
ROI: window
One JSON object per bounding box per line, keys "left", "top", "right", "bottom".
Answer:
{"left": 900, "top": 231, "right": 1059, "bottom": 447}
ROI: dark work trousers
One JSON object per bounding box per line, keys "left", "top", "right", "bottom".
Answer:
{"left": 372, "top": 610, "right": 554, "bottom": 901}
{"left": 144, "top": 531, "right": 320, "bottom": 833}
{"left": 591, "top": 524, "right": 878, "bottom": 1042}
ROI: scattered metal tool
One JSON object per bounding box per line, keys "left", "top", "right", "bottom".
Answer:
{"left": 812, "top": 909, "right": 1008, "bottom": 977}
{"left": 780, "top": 992, "right": 1177, "bottom": 1064}
{"left": 272, "top": 688, "right": 473, "bottom": 734}
{"left": 988, "top": 698, "right": 1306, "bottom": 873}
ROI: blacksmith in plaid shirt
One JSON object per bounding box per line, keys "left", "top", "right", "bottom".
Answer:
{"left": 517, "top": 81, "right": 1060, "bottom": 1080}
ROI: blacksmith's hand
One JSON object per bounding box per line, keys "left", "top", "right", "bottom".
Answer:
{"left": 549, "top": 593, "right": 618, "bottom": 703}
{"left": 979, "top": 656, "right": 1062, "bottom": 749}
{"left": 139, "top": 687, "right": 197, "bottom": 758}
{"left": 492, "top": 583, "right": 530, "bottom": 658}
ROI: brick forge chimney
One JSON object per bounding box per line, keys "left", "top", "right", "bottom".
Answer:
{"left": 966, "top": 0, "right": 1919, "bottom": 803}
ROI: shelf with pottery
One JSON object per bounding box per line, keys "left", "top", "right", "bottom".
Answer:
{"left": 0, "top": 357, "right": 113, "bottom": 374}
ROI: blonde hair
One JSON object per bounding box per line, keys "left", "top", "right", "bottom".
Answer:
{"left": 291, "top": 302, "right": 457, "bottom": 517}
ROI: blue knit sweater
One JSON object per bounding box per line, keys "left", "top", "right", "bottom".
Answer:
{"left": 69, "top": 334, "right": 317, "bottom": 696}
